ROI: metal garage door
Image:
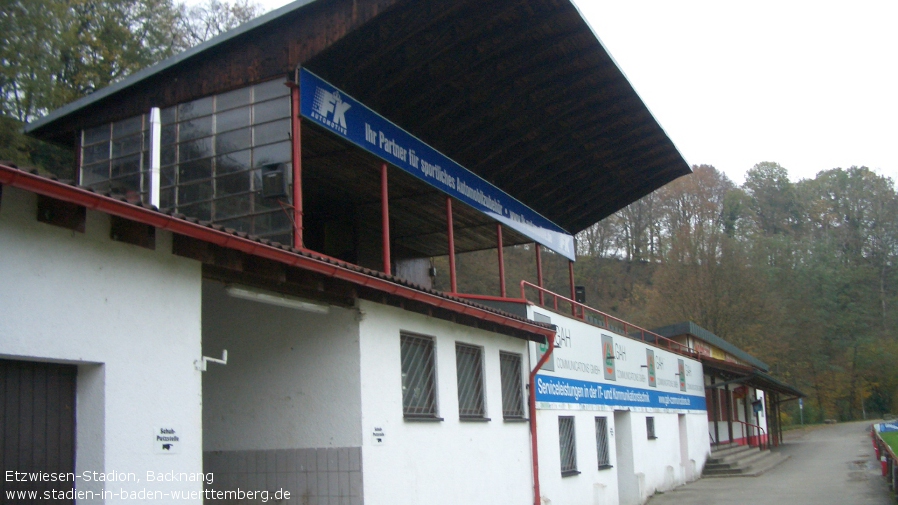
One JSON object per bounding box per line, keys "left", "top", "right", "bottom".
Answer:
{"left": 1, "top": 359, "right": 76, "bottom": 503}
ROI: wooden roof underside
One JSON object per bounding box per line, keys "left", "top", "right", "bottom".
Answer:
{"left": 28, "top": 0, "right": 690, "bottom": 242}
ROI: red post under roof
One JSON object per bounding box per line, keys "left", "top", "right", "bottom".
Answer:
{"left": 568, "top": 260, "right": 575, "bottom": 316}
{"left": 381, "top": 162, "right": 391, "bottom": 275}
{"left": 0, "top": 164, "right": 556, "bottom": 343}
{"left": 447, "top": 196, "right": 457, "bottom": 294}
{"left": 536, "top": 243, "right": 544, "bottom": 305}
{"left": 497, "top": 223, "right": 506, "bottom": 298}
{"left": 289, "top": 83, "right": 303, "bottom": 249}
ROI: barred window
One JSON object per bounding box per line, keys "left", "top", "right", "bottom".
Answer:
{"left": 646, "top": 416, "right": 657, "bottom": 439}
{"left": 559, "top": 416, "right": 578, "bottom": 476}
{"left": 499, "top": 351, "right": 525, "bottom": 419}
{"left": 595, "top": 417, "right": 611, "bottom": 469}
{"left": 401, "top": 333, "right": 438, "bottom": 419}
{"left": 455, "top": 343, "right": 486, "bottom": 419}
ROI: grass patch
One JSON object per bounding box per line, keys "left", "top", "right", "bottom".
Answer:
{"left": 881, "top": 431, "right": 898, "bottom": 453}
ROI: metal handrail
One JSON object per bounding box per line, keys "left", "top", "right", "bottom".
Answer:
{"left": 873, "top": 425, "right": 897, "bottom": 491}
{"left": 519, "top": 281, "right": 697, "bottom": 358}
{"left": 875, "top": 426, "right": 898, "bottom": 461}
{"left": 731, "top": 419, "right": 766, "bottom": 448}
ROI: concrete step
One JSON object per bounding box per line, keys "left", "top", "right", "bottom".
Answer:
{"left": 703, "top": 450, "right": 790, "bottom": 478}
{"left": 704, "top": 448, "right": 769, "bottom": 470}
{"left": 710, "top": 442, "right": 754, "bottom": 456}
{"left": 740, "top": 452, "right": 790, "bottom": 477}
{"left": 707, "top": 445, "right": 758, "bottom": 464}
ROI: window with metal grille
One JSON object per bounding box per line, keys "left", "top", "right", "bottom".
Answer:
{"left": 455, "top": 343, "right": 486, "bottom": 419}
{"left": 401, "top": 333, "right": 439, "bottom": 419}
{"left": 595, "top": 417, "right": 611, "bottom": 469}
{"left": 646, "top": 416, "right": 657, "bottom": 439}
{"left": 499, "top": 351, "right": 525, "bottom": 419}
{"left": 559, "top": 416, "right": 578, "bottom": 476}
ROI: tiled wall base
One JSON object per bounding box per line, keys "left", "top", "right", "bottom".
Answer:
{"left": 203, "top": 447, "right": 362, "bottom": 505}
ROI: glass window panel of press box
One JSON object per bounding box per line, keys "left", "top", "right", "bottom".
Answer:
{"left": 80, "top": 115, "right": 149, "bottom": 203}
{"left": 159, "top": 78, "right": 291, "bottom": 242}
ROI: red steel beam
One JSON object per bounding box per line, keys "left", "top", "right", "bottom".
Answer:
{"left": 447, "top": 196, "right": 457, "bottom": 294}
{"left": 568, "top": 260, "right": 575, "bottom": 316}
{"left": 0, "top": 165, "right": 555, "bottom": 341}
{"left": 535, "top": 243, "right": 544, "bottom": 305}
{"left": 289, "top": 82, "right": 304, "bottom": 248}
{"left": 381, "top": 162, "right": 391, "bottom": 275}
{"left": 497, "top": 223, "right": 506, "bottom": 297}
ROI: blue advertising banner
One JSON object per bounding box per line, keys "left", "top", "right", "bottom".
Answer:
{"left": 299, "top": 68, "right": 577, "bottom": 261}
{"left": 534, "top": 374, "right": 707, "bottom": 411}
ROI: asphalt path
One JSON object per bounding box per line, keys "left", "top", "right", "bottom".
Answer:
{"left": 647, "top": 420, "right": 892, "bottom": 505}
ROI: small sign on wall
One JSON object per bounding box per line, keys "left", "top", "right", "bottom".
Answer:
{"left": 154, "top": 426, "right": 181, "bottom": 454}
{"left": 372, "top": 427, "right": 385, "bottom": 446}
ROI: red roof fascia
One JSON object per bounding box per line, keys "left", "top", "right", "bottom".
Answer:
{"left": 0, "top": 165, "right": 554, "bottom": 341}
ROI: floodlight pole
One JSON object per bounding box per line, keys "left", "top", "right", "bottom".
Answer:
{"left": 497, "top": 223, "right": 506, "bottom": 297}
{"left": 289, "top": 82, "right": 304, "bottom": 248}
{"left": 535, "top": 244, "right": 544, "bottom": 305}
{"left": 381, "top": 163, "right": 391, "bottom": 275}
{"left": 447, "top": 197, "right": 457, "bottom": 294}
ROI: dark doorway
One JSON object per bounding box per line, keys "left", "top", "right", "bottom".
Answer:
{"left": 1, "top": 359, "right": 76, "bottom": 502}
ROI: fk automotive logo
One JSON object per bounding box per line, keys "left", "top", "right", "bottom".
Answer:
{"left": 311, "top": 87, "right": 351, "bottom": 135}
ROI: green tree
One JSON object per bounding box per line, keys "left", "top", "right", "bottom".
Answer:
{"left": 0, "top": 0, "right": 260, "bottom": 175}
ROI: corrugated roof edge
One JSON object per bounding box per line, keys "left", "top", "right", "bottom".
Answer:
{"left": 653, "top": 321, "right": 770, "bottom": 372}
{"left": 0, "top": 162, "right": 555, "bottom": 342}
{"left": 24, "top": 0, "right": 319, "bottom": 134}
{"left": 700, "top": 355, "right": 804, "bottom": 398}
{"left": 569, "top": 2, "right": 692, "bottom": 172}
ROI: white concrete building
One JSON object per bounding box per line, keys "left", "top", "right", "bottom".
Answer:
{"left": 654, "top": 322, "right": 804, "bottom": 451}
{"left": 0, "top": 1, "right": 798, "bottom": 504}
{"left": 0, "top": 180, "right": 712, "bottom": 504}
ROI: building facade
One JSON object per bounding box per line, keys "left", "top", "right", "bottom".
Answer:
{"left": 0, "top": 1, "right": 786, "bottom": 504}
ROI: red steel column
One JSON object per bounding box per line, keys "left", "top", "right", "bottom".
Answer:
{"left": 535, "top": 244, "right": 544, "bottom": 305}
{"left": 75, "top": 129, "right": 83, "bottom": 184}
{"left": 497, "top": 223, "right": 506, "bottom": 298}
{"left": 289, "top": 83, "right": 304, "bottom": 248}
{"left": 569, "top": 260, "right": 576, "bottom": 316}
{"left": 381, "top": 163, "right": 391, "bottom": 275}
{"left": 447, "top": 197, "right": 457, "bottom": 294}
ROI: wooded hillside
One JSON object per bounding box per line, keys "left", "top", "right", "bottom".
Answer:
{"left": 438, "top": 163, "right": 898, "bottom": 423}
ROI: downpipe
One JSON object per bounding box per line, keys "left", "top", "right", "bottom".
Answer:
{"left": 529, "top": 335, "right": 555, "bottom": 505}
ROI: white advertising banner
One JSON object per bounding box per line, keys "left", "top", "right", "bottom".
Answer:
{"left": 528, "top": 306, "right": 706, "bottom": 412}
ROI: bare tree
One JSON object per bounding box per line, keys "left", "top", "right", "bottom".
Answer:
{"left": 177, "top": 0, "right": 262, "bottom": 47}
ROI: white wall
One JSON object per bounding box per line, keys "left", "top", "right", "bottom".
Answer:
{"left": 201, "top": 281, "right": 363, "bottom": 450}
{"left": 357, "top": 300, "right": 533, "bottom": 505}
{"left": 528, "top": 305, "right": 710, "bottom": 505}
{"left": 538, "top": 410, "right": 706, "bottom": 505}
{"left": 0, "top": 186, "right": 204, "bottom": 503}
{"left": 537, "top": 409, "right": 620, "bottom": 505}
{"left": 536, "top": 407, "right": 707, "bottom": 504}
{"left": 630, "top": 412, "right": 680, "bottom": 498}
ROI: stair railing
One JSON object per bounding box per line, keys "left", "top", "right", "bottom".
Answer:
{"left": 732, "top": 419, "right": 766, "bottom": 449}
